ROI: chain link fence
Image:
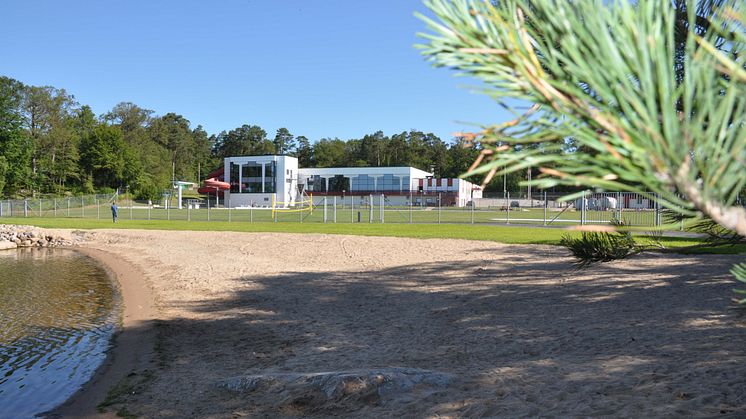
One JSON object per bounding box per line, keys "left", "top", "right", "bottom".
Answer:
{"left": 0, "top": 191, "right": 677, "bottom": 228}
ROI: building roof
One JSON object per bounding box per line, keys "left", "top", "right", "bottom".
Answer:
{"left": 299, "top": 166, "right": 432, "bottom": 177}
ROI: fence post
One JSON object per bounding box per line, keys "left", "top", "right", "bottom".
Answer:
{"left": 148, "top": 202, "right": 151, "bottom": 221}
{"left": 505, "top": 192, "right": 510, "bottom": 224}
{"left": 323, "top": 197, "right": 327, "bottom": 223}
{"left": 129, "top": 197, "right": 133, "bottom": 220}
{"left": 581, "top": 190, "right": 586, "bottom": 225}
{"left": 380, "top": 194, "right": 384, "bottom": 223}
{"left": 544, "top": 191, "right": 548, "bottom": 226}
{"left": 97, "top": 199, "right": 100, "bottom": 220}
{"left": 39, "top": 199, "right": 42, "bottom": 217}
{"left": 67, "top": 198, "right": 70, "bottom": 217}
{"left": 82, "top": 196, "right": 85, "bottom": 218}
{"left": 409, "top": 193, "right": 413, "bottom": 224}
{"left": 655, "top": 193, "right": 660, "bottom": 227}
{"left": 351, "top": 195, "right": 355, "bottom": 223}
{"left": 24, "top": 200, "right": 28, "bottom": 217}
{"left": 616, "top": 191, "right": 622, "bottom": 221}
{"left": 208, "top": 198, "right": 211, "bottom": 222}
{"left": 167, "top": 201, "right": 170, "bottom": 221}
{"left": 369, "top": 194, "right": 373, "bottom": 223}
{"left": 54, "top": 199, "right": 57, "bottom": 217}
{"left": 333, "top": 196, "right": 337, "bottom": 223}
{"left": 438, "top": 193, "right": 441, "bottom": 224}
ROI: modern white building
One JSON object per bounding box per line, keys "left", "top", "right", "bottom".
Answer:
{"left": 218, "top": 155, "right": 481, "bottom": 208}
{"left": 298, "top": 166, "right": 433, "bottom": 195}
{"left": 223, "top": 155, "right": 298, "bottom": 208}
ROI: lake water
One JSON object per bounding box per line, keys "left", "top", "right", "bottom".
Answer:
{"left": 0, "top": 248, "right": 117, "bottom": 418}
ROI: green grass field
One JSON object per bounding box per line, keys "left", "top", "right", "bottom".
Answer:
{"left": 2, "top": 215, "right": 743, "bottom": 254}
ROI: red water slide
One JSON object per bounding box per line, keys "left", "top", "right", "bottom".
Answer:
{"left": 197, "top": 167, "right": 230, "bottom": 196}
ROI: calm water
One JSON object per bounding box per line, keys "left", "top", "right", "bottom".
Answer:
{"left": 0, "top": 249, "right": 117, "bottom": 419}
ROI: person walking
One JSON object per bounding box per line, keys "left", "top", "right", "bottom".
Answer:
{"left": 111, "top": 202, "right": 118, "bottom": 223}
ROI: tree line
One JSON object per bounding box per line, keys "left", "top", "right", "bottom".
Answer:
{"left": 0, "top": 76, "right": 530, "bottom": 200}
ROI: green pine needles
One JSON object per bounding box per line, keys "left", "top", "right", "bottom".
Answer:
{"left": 418, "top": 0, "right": 746, "bottom": 302}
{"left": 560, "top": 229, "right": 637, "bottom": 268}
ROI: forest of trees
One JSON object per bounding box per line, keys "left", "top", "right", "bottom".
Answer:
{"left": 0, "top": 76, "right": 530, "bottom": 200}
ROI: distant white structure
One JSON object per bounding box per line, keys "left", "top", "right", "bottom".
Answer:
{"left": 416, "top": 177, "right": 483, "bottom": 207}
{"left": 172, "top": 181, "right": 196, "bottom": 209}
{"left": 576, "top": 196, "right": 618, "bottom": 210}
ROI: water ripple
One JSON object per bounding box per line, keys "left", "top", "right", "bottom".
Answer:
{"left": 0, "top": 249, "right": 117, "bottom": 419}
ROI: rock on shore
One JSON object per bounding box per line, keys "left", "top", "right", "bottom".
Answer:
{"left": 0, "top": 224, "right": 76, "bottom": 249}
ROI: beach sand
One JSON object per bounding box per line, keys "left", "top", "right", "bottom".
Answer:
{"left": 52, "top": 229, "right": 746, "bottom": 417}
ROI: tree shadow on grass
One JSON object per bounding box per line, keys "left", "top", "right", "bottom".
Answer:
{"left": 113, "top": 252, "right": 746, "bottom": 418}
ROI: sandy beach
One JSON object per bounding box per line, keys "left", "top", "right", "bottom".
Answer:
{"left": 50, "top": 229, "right": 746, "bottom": 417}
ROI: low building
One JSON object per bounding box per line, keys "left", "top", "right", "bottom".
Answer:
{"left": 417, "top": 178, "right": 483, "bottom": 207}
{"left": 298, "top": 166, "right": 432, "bottom": 195}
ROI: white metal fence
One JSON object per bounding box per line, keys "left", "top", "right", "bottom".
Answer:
{"left": 0, "top": 191, "right": 682, "bottom": 227}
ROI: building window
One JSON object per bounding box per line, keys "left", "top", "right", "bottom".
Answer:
{"left": 401, "top": 176, "right": 410, "bottom": 192}
{"left": 328, "top": 175, "right": 349, "bottom": 192}
{"left": 230, "top": 163, "right": 240, "bottom": 193}
{"left": 308, "top": 175, "right": 326, "bottom": 193}
{"left": 351, "top": 174, "right": 375, "bottom": 192}
{"left": 264, "top": 161, "right": 276, "bottom": 193}
{"left": 380, "top": 174, "right": 399, "bottom": 192}
{"left": 241, "top": 162, "right": 262, "bottom": 193}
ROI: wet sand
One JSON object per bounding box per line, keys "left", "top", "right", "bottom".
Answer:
{"left": 50, "top": 248, "right": 156, "bottom": 418}
{"left": 50, "top": 229, "right": 746, "bottom": 417}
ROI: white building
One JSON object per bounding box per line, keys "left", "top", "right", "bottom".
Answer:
{"left": 219, "top": 155, "right": 481, "bottom": 208}
{"left": 417, "top": 177, "right": 483, "bottom": 207}
{"left": 298, "top": 166, "right": 433, "bottom": 195}
{"left": 223, "top": 155, "right": 298, "bottom": 208}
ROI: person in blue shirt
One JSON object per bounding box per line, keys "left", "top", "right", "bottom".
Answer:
{"left": 111, "top": 202, "right": 118, "bottom": 223}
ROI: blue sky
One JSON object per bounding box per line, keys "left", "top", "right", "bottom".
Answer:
{"left": 1, "top": 0, "right": 508, "bottom": 143}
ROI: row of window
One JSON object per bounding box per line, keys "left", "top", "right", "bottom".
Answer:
{"left": 306, "top": 174, "right": 411, "bottom": 192}
{"left": 229, "top": 162, "right": 277, "bottom": 193}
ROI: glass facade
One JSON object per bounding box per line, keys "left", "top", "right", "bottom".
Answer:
{"left": 230, "top": 163, "right": 240, "bottom": 193}
{"left": 351, "top": 174, "right": 375, "bottom": 192}
{"left": 241, "top": 162, "right": 262, "bottom": 193}
{"left": 308, "top": 175, "right": 326, "bottom": 193}
{"left": 328, "top": 175, "right": 349, "bottom": 192}
{"left": 229, "top": 161, "right": 277, "bottom": 193}
{"left": 379, "top": 174, "right": 400, "bottom": 192}
{"left": 264, "top": 161, "right": 276, "bottom": 193}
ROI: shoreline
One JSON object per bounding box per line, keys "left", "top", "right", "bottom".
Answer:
{"left": 49, "top": 247, "right": 157, "bottom": 418}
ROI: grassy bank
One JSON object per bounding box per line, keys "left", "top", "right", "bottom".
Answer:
{"left": 2, "top": 217, "right": 744, "bottom": 254}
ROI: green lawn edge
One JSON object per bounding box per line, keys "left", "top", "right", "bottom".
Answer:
{"left": 2, "top": 217, "right": 744, "bottom": 254}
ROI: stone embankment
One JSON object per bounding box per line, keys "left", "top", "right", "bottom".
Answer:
{"left": 0, "top": 224, "right": 76, "bottom": 250}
